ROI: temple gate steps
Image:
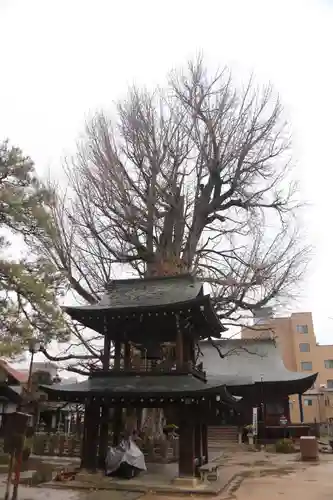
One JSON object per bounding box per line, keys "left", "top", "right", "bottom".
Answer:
{"left": 208, "top": 425, "right": 238, "bottom": 447}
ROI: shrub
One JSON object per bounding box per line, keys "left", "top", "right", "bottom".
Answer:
{"left": 275, "top": 438, "right": 295, "bottom": 454}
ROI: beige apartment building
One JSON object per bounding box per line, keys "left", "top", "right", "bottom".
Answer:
{"left": 242, "top": 311, "right": 333, "bottom": 424}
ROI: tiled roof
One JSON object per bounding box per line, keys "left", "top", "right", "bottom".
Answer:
{"left": 41, "top": 373, "right": 248, "bottom": 402}
{"left": 199, "top": 338, "right": 317, "bottom": 383}
{"left": 66, "top": 274, "right": 203, "bottom": 311}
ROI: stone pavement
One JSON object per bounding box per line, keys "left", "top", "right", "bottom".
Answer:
{"left": 236, "top": 461, "right": 333, "bottom": 500}
{"left": 2, "top": 449, "right": 333, "bottom": 499}
{"left": 141, "top": 457, "right": 333, "bottom": 500}
{"left": 0, "top": 485, "right": 80, "bottom": 500}
{"left": 0, "top": 483, "right": 142, "bottom": 500}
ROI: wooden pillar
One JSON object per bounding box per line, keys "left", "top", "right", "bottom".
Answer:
{"left": 81, "top": 399, "right": 100, "bottom": 471}
{"left": 298, "top": 393, "right": 304, "bottom": 423}
{"left": 201, "top": 423, "right": 208, "bottom": 464}
{"left": 124, "top": 341, "right": 131, "bottom": 369}
{"left": 98, "top": 334, "right": 111, "bottom": 468}
{"left": 178, "top": 414, "right": 195, "bottom": 477}
{"left": 136, "top": 408, "right": 143, "bottom": 431}
{"left": 109, "top": 326, "right": 120, "bottom": 446}
{"left": 183, "top": 336, "right": 189, "bottom": 363}
{"left": 175, "top": 315, "right": 183, "bottom": 369}
{"left": 189, "top": 339, "right": 195, "bottom": 364}
{"left": 98, "top": 405, "right": 109, "bottom": 469}
{"left": 103, "top": 334, "right": 111, "bottom": 370}
{"left": 183, "top": 337, "right": 195, "bottom": 364}
{"left": 194, "top": 423, "right": 202, "bottom": 469}
{"left": 284, "top": 396, "right": 291, "bottom": 422}
{"left": 114, "top": 339, "right": 121, "bottom": 370}
{"left": 123, "top": 341, "right": 132, "bottom": 434}
{"left": 112, "top": 408, "right": 123, "bottom": 446}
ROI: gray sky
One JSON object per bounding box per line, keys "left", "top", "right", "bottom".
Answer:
{"left": 1, "top": 0, "right": 332, "bottom": 343}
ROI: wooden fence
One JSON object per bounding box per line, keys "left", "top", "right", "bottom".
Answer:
{"left": 0, "top": 432, "right": 180, "bottom": 463}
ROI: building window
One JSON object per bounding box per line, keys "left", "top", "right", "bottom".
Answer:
{"left": 296, "top": 325, "right": 308, "bottom": 334}
{"left": 299, "top": 343, "right": 310, "bottom": 352}
{"left": 304, "top": 398, "right": 313, "bottom": 406}
{"left": 301, "top": 361, "right": 312, "bottom": 371}
{"left": 325, "top": 360, "right": 333, "bottom": 369}
{"left": 327, "top": 380, "right": 333, "bottom": 389}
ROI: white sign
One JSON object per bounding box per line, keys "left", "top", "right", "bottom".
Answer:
{"left": 252, "top": 407, "right": 258, "bottom": 436}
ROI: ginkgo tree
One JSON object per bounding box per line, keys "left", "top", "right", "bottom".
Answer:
{"left": 30, "top": 58, "right": 310, "bottom": 373}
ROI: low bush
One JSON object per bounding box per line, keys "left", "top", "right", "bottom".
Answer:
{"left": 275, "top": 438, "right": 295, "bottom": 454}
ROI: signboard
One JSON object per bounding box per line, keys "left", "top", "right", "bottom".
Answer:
{"left": 252, "top": 407, "right": 258, "bottom": 436}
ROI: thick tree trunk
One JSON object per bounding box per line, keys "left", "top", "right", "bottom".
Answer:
{"left": 142, "top": 261, "right": 185, "bottom": 440}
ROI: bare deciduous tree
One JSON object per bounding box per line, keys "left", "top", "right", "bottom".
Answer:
{"left": 31, "top": 58, "right": 309, "bottom": 374}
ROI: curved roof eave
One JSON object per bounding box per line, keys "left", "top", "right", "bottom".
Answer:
{"left": 199, "top": 339, "right": 318, "bottom": 385}
{"left": 63, "top": 274, "right": 203, "bottom": 313}
{"left": 63, "top": 294, "right": 210, "bottom": 315}
{"left": 63, "top": 294, "right": 225, "bottom": 337}
{"left": 40, "top": 373, "right": 249, "bottom": 402}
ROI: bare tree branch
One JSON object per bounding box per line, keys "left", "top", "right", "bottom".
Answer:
{"left": 28, "top": 57, "right": 310, "bottom": 373}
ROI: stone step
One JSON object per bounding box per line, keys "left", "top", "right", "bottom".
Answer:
{"left": 208, "top": 431, "right": 238, "bottom": 436}
{"left": 208, "top": 426, "right": 238, "bottom": 443}
{"left": 208, "top": 435, "right": 237, "bottom": 440}
{"left": 208, "top": 431, "right": 238, "bottom": 437}
{"left": 208, "top": 432, "right": 237, "bottom": 434}
{"left": 208, "top": 437, "right": 237, "bottom": 441}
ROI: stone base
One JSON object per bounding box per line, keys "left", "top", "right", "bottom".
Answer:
{"left": 172, "top": 476, "right": 200, "bottom": 488}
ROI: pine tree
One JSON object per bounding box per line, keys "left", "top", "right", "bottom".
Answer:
{"left": 0, "top": 140, "right": 68, "bottom": 355}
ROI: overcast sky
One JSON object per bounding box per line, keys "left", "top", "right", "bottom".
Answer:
{"left": 1, "top": 0, "right": 333, "bottom": 344}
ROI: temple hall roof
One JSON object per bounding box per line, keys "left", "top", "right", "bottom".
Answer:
{"left": 199, "top": 338, "right": 317, "bottom": 395}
